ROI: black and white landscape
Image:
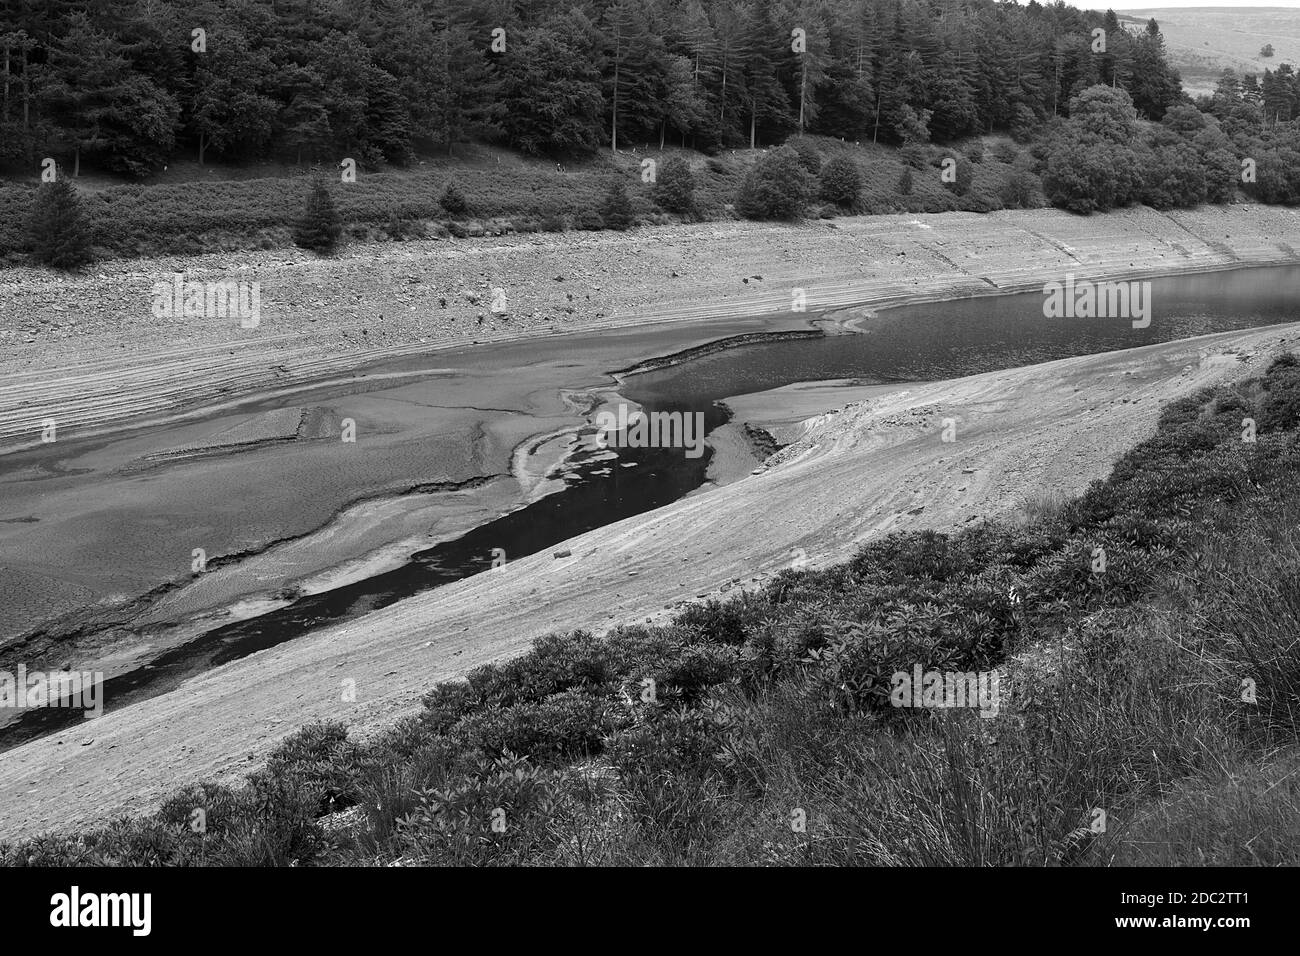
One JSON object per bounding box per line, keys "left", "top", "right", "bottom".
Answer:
{"left": 0, "top": 0, "right": 1296, "bottom": 906}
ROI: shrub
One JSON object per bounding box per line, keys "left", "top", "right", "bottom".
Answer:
{"left": 293, "top": 180, "right": 342, "bottom": 252}
{"left": 942, "top": 155, "right": 974, "bottom": 196}
{"left": 992, "top": 140, "right": 1019, "bottom": 164}
{"left": 1211, "top": 392, "right": 1251, "bottom": 417}
{"left": 653, "top": 155, "right": 695, "bottom": 214}
{"left": 1267, "top": 353, "right": 1300, "bottom": 374}
{"left": 28, "top": 179, "right": 93, "bottom": 269}
{"left": 735, "top": 146, "right": 812, "bottom": 220}
{"left": 607, "top": 706, "right": 730, "bottom": 840}
{"left": 1042, "top": 133, "right": 1143, "bottom": 214}
{"left": 392, "top": 752, "right": 564, "bottom": 866}
{"left": 259, "top": 720, "right": 361, "bottom": 814}
{"left": 817, "top": 155, "right": 863, "bottom": 207}
{"left": 1259, "top": 362, "right": 1300, "bottom": 433}
{"left": 1245, "top": 147, "right": 1300, "bottom": 205}
{"left": 789, "top": 137, "right": 822, "bottom": 175}
{"left": 958, "top": 188, "right": 1002, "bottom": 213}
{"left": 896, "top": 105, "right": 932, "bottom": 146}
{"left": 574, "top": 207, "right": 604, "bottom": 231}
{"left": 1159, "top": 393, "right": 1208, "bottom": 429}
{"left": 440, "top": 182, "right": 470, "bottom": 218}
{"left": 1000, "top": 169, "right": 1036, "bottom": 208}
{"left": 382, "top": 218, "right": 427, "bottom": 240}
{"left": 966, "top": 140, "right": 985, "bottom": 163}
{"left": 601, "top": 178, "right": 635, "bottom": 231}
{"left": 1141, "top": 141, "right": 1207, "bottom": 209}
{"left": 899, "top": 143, "right": 928, "bottom": 169}
{"left": 449, "top": 689, "right": 622, "bottom": 761}
{"left": 898, "top": 167, "right": 915, "bottom": 195}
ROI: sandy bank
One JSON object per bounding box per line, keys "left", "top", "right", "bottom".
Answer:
{"left": 0, "top": 321, "right": 1295, "bottom": 839}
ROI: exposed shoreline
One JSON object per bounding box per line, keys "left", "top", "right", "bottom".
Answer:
{"left": 5, "top": 203, "right": 1300, "bottom": 455}
{"left": 611, "top": 329, "right": 825, "bottom": 378}
{"left": 0, "top": 312, "right": 819, "bottom": 653}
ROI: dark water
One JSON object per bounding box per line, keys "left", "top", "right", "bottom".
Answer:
{"left": 5, "top": 264, "right": 1298, "bottom": 746}
{"left": 628, "top": 266, "right": 1300, "bottom": 404}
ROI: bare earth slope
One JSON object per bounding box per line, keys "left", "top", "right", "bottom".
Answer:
{"left": 0, "top": 321, "right": 1294, "bottom": 839}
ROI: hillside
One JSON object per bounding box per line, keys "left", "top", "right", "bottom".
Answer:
{"left": 1121, "top": 6, "right": 1300, "bottom": 95}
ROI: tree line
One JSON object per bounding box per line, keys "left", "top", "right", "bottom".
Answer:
{"left": 0, "top": 0, "right": 1185, "bottom": 177}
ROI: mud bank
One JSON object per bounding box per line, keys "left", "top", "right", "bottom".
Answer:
{"left": 0, "top": 316, "right": 813, "bottom": 653}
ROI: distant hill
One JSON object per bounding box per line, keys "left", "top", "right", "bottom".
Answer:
{"left": 1120, "top": 6, "right": 1300, "bottom": 96}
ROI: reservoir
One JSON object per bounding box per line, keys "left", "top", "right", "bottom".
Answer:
{"left": 3, "top": 264, "right": 1299, "bottom": 745}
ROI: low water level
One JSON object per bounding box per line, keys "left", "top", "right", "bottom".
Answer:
{"left": 6, "top": 265, "right": 1298, "bottom": 745}
{"left": 627, "top": 266, "right": 1300, "bottom": 405}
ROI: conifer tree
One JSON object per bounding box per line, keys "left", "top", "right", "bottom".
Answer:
{"left": 28, "top": 177, "right": 93, "bottom": 269}
{"left": 293, "top": 179, "right": 342, "bottom": 251}
{"left": 653, "top": 155, "right": 695, "bottom": 213}
{"left": 601, "top": 178, "right": 635, "bottom": 230}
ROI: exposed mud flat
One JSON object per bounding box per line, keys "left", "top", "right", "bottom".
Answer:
{"left": 722, "top": 379, "right": 923, "bottom": 446}
{"left": 0, "top": 319, "right": 814, "bottom": 665}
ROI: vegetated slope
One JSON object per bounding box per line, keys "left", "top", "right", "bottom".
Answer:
{"left": 1123, "top": 7, "right": 1300, "bottom": 95}
{"left": 0, "top": 137, "right": 1034, "bottom": 263}
{"left": 6, "top": 353, "right": 1300, "bottom": 867}
{"left": 0, "top": 0, "right": 1254, "bottom": 266}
